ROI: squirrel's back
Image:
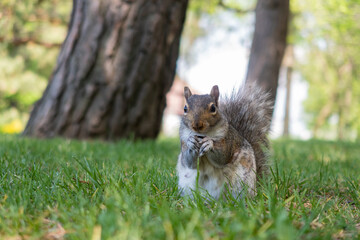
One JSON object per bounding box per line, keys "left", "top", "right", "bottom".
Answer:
{"left": 220, "top": 84, "right": 273, "bottom": 177}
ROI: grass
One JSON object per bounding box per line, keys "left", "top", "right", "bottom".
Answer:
{"left": 0, "top": 135, "right": 359, "bottom": 239}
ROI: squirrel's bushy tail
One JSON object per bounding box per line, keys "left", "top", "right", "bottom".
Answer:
{"left": 220, "top": 84, "right": 273, "bottom": 178}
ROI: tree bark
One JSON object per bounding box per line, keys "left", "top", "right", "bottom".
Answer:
{"left": 23, "top": 0, "right": 189, "bottom": 140}
{"left": 283, "top": 45, "right": 294, "bottom": 137}
{"left": 336, "top": 62, "right": 352, "bottom": 140}
{"left": 283, "top": 66, "right": 292, "bottom": 137}
{"left": 245, "top": 0, "right": 289, "bottom": 111}
{"left": 313, "top": 91, "right": 337, "bottom": 138}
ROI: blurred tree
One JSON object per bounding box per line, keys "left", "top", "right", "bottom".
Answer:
{"left": 0, "top": 0, "right": 71, "bottom": 133}
{"left": 180, "top": 0, "right": 255, "bottom": 68}
{"left": 246, "top": 0, "right": 290, "bottom": 111}
{"left": 24, "top": 0, "right": 188, "bottom": 140}
{"left": 3, "top": 0, "right": 291, "bottom": 138}
{"left": 294, "top": 0, "right": 360, "bottom": 140}
{"left": 281, "top": 8, "right": 298, "bottom": 137}
{"left": 182, "top": 0, "right": 289, "bottom": 119}
{"left": 282, "top": 45, "right": 294, "bottom": 137}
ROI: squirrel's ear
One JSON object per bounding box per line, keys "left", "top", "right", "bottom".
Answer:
{"left": 184, "top": 87, "right": 192, "bottom": 100}
{"left": 210, "top": 85, "right": 219, "bottom": 105}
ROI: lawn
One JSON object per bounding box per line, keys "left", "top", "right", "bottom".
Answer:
{"left": 0, "top": 134, "right": 359, "bottom": 239}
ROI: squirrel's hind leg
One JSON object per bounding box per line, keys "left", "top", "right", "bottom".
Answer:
{"left": 224, "top": 148, "right": 257, "bottom": 198}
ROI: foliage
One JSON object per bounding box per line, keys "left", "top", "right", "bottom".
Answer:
{"left": 180, "top": 0, "right": 256, "bottom": 67}
{"left": 292, "top": 0, "right": 360, "bottom": 140}
{"left": 0, "top": 0, "right": 257, "bottom": 134}
{"left": 0, "top": 136, "right": 359, "bottom": 239}
{"left": 5, "top": 0, "right": 359, "bottom": 141}
{"left": 0, "top": 0, "right": 71, "bottom": 133}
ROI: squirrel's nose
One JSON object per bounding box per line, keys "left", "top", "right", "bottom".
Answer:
{"left": 192, "top": 121, "right": 205, "bottom": 131}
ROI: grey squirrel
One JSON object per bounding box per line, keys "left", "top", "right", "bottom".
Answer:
{"left": 176, "top": 84, "right": 272, "bottom": 199}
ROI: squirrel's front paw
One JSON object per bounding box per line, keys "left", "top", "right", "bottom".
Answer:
{"left": 199, "top": 137, "right": 214, "bottom": 157}
{"left": 186, "top": 135, "right": 200, "bottom": 154}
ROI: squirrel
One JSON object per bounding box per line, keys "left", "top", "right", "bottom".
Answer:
{"left": 176, "top": 84, "right": 273, "bottom": 199}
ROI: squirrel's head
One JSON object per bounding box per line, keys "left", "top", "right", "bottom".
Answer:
{"left": 182, "top": 85, "right": 221, "bottom": 134}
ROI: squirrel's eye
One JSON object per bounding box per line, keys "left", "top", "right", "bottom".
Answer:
{"left": 184, "top": 105, "right": 188, "bottom": 113}
{"left": 210, "top": 104, "right": 216, "bottom": 113}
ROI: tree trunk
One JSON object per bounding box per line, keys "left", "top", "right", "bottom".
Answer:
{"left": 283, "top": 45, "right": 294, "bottom": 137}
{"left": 337, "top": 63, "right": 352, "bottom": 140}
{"left": 313, "top": 91, "right": 337, "bottom": 138}
{"left": 283, "top": 66, "right": 292, "bottom": 137}
{"left": 245, "top": 0, "right": 289, "bottom": 111}
{"left": 23, "top": 0, "right": 189, "bottom": 140}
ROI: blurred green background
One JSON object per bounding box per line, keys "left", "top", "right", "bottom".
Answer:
{"left": 0, "top": 0, "right": 71, "bottom": 133}
{"left": 1, "top": 0, "right": 359, "bottom": 140}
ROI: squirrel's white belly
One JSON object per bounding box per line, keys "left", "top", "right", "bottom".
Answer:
{"left": 177, "top": 152, "right": 256, "bottom": 199}
{"left": 176, "top": 154, "right": 224, "bottom": 199}
{"left": 177, "top": 154, "right": 228, "bottom": 199}
{"left": 198, "top": 158, "right": 225, "bottom": 199}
